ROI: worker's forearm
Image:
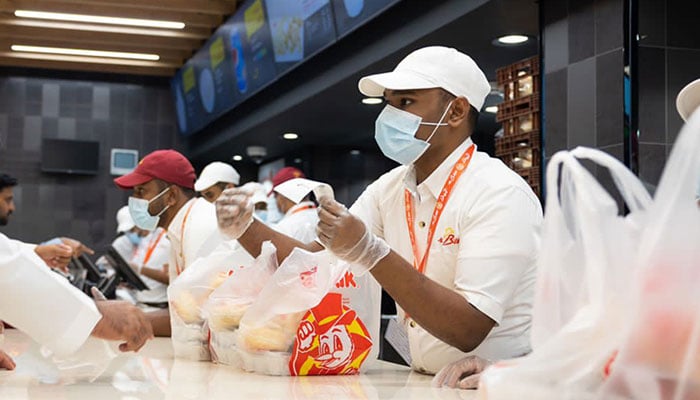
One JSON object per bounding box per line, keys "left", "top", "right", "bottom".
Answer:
{"left": 370, "top": 251, "right": 494, "bottom": 352}
{"left": 141, "top": 267, "right": 169, "bottom": 284}
{"left": 147, "top": 309, "right": 171, "bottom": 337}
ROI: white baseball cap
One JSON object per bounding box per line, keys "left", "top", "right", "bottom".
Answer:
{"left": 676, "top": 78, "right": 700, "bottom": 122}
{"left": 116, "top": 205, "right": 135, "bottom": 233}
{"left": 240, "top": 182, "right": 268, "bottom": 205}
{"left": 194, "top": 162, "right": 240, "bottom": 192}
{"left": 358, "top": 46, "right": 491, "bottom": 111}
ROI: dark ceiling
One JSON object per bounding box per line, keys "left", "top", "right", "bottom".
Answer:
{"left": 185, "top": 0, "right": 539, "bottom": 172}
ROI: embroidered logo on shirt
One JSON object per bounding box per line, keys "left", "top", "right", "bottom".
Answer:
{"left": 437, "top": 227, "right": 460, "bottom": 246}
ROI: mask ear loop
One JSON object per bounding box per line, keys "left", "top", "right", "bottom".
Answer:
{"left": 420, "top": 100, "right": 454, "bottom": 144}
{"left": 149, "top": 186, "right": 172, "bottom": 217}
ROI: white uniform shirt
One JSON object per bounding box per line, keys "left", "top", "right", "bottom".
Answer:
{"left": 350, "top": 138, "right": 542, "bottom": 373}
{"left": 132, "top": 228, "right": 170, "bottom": 303}
{"left": 111, "top": 234, "right": 136, "bottom": 261}
{"left": 167, "top": 197, "right": 223, "bottom": 282}
{"left": 272, "top": 201, "right": 319, "bottom": 243}
{"left": 0, "top": 233, "right": 101, "bottom": 355}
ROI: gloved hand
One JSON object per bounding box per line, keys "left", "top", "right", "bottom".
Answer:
{"left": 431, "top": 355, "right": 492, "bottom": 390}
{"left": 316, "top": 198, "right": 390, "bottom": 275}
{"left": 215, "top": 187, "right": 254, "bottom": 240}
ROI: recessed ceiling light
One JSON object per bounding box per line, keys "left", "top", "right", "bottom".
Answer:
{"left": 485, "top": 106, "right": 498, "bottom": 114}
{"left": 496, "top": 35, "right": 529, "bottom": 45}
{"left": 14, "top": 10, "right": 185, "bottom": 29}
{"left": 362, "top": 97, "right": 383, "bottom": 105}
{"left": 294, "top": 158, "right": 303, "bottom": 164}
{"left": 11, "top": 44, "right": 159, "bottom": 61}
{"left": 232, "top": 155, "right": 243, "bottom": 161}
{"left": 282, "top": 132, "right": 298, "bottom": 140}
{"left": 350, "top": 150, "right": 361, "bottom": 155}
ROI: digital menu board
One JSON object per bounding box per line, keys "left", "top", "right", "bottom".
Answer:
{"left": 331, "top": 0, "right": 401, "bottom": 38}
{"left": 173, "top": 0, "right": 399, "bottom": 136}
{"left": 266, "top": 0, "right": 336, "bottom": 75}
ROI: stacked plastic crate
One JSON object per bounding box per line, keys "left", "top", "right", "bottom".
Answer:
{"left": 495, "top": 56, "right": 541, "bottom": 196}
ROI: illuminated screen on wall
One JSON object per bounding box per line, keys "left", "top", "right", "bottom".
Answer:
{"left": 172, "top": 0, "right": 400, "bottom": 137}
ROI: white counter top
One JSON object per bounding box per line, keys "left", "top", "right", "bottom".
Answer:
{"left": 0, "top": 330, "right": 478, "bottom": 399}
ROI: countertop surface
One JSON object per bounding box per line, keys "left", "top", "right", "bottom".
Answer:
{"left": 0, "top": 329, "right": 478, "bottom": 399}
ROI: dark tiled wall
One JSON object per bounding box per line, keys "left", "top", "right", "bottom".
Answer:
{"left": 0, "top": 73, "right": 182, "bottom": 252}
{"left": 541, "top": 0, "right": 625, "bottom": 168}
{"left": 638, "top": 0, "right": 700, "bottom": 189}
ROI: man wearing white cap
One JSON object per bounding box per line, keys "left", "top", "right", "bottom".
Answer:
{"left": 194, "top": 162, "right": 240, "bottom": 203}
{"left": 216, "top": 46, "right": 542, "bottom": 375}
{"left": 112, "top": 205, "right": 145, "bottom": 261}
{"left": 676, "top": 78, "right": 700, "bottom": 205}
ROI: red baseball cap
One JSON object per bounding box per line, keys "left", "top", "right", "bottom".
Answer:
{"left": 114, "top": 149, "right": 196, "bottom": 190}
{"left": 270, "top": 167, "right": 305, "bottom": 195}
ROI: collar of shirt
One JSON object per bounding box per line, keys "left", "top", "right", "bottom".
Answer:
{"left": 166, "top": 197, "right": 197, "bottom": 245}
{"left": 284, "top": 200, "right": 316, "bottom": 217}
{"left": 403, "top": 137, "right": 475, "bottom": 201}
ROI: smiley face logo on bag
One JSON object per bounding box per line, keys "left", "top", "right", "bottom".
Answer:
{"left": 289, "top": 292, "right": 372, "bottom": 376}
{"left": 437, "top": 227, "right": 460, "bottom": 246}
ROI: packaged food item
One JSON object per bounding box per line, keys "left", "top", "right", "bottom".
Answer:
{"left": 204, "top": 241, "right": 277, "bottom": 365}
{"left": 168, "top": 247, "right": 254, "bottom": 361}
{"left": 235, "top": 248, "right": 381, "bottom": 376}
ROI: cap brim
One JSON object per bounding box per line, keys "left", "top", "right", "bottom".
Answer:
{"left": 358, "top": 71, "right": 439, "bottom": 97}
{"left": 677, "top": 78, "right": 700, "bottom": 122}
{"left": 194, "top": 177, "right": 217, "bottom": 192}
{"left": 117, "top": 222, "right": 135, "bottom": 233}
{"left": 114, "top": 171, "right": 153, "bottom": 189}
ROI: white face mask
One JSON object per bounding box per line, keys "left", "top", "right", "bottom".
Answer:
{"left": 374, "top": 100, "right": 453, "bottom": 165}
{"left": 128, "top": 187, "right": 171, "bottom": 231}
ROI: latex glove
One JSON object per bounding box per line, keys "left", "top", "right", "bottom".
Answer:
{"left": 60, "top": 237, "right": 95, "bottom": 257}
{"left": 0, "top": 349, "right": 15, "bottom": 370}
{"left": 316, "top": 198, "right": 390, "bottom": 274}
{"left": 34, "top": 243, "right": 73, "bottom": 272}
{"left": 91, "top": 288, "right": 154, "bottom": 352}
{"left": 431, "top": 355, "right": 492, "bottom": 390}
{"left": 215, "top": 187, "right": 255, "bottom": 240}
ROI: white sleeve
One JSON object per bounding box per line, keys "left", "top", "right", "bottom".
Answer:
{"left": 454, "top": 186, "right": 542, "bottom": 324}
{"left": 349, "top": 179, "right": 385, "bottom": 239}
{"left": 0, "top": 233, "right": 102, "bottom": 356}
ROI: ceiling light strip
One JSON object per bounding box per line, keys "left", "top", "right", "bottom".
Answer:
{"left": 11, "top": 45, "right": 160, "bottom": 61}
{"left": 14, "top": 10, "right": 185, "bottom": 29}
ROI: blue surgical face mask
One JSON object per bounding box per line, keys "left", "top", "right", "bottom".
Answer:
{"left": 125, "top": 231, "right": 142, "bottom": 246}
{"left": 254, "top": 210, "right": 268, "bottom": 223}
{"left": 128, "top": 187, "right": 171, "bottom": 231}
{"left": 374, "top": 101, "right": 453, "bottom": 165}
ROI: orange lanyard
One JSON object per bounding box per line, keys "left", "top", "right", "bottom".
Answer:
{"left": 143, "top": 229, "right": 166, "bottom": 265}
{"left": 404, "top": 144, "right": 475, "bottom": 275}
{"left": 175, "top": 201, "right": 195, "bottom": 276}
{"left": 290, "top": 203, "right": 316, "bottom": 215}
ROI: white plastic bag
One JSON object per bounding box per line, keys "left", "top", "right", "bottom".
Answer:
{"left": 599, "top": 109, "right": 700, "bottom": 400}
{"left": 324, "top": 265, "right": 382, "bottom": 373}
{"left": 168, "top": 247, "right": 254, "bottom": 361}
{"left": 236, "top": 248, "right": 342, "bottom": 375}
{"left": 236, "top": 247, "right": 379, "bottom": 376}
{"left": 204, "top": 241, "right": 277, "bottom": 366}
{"left": 479, "top": 147, "right": 652, "bottom": 399}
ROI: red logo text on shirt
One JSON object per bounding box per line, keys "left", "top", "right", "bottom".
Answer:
{"left": 437, "top": 227, "right": 460, "bottom": 246}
